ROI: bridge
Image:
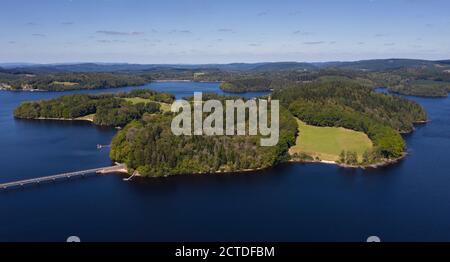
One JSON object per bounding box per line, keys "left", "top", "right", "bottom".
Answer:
{"left": 0, "top": 164, "right": 127, "bottom": 190}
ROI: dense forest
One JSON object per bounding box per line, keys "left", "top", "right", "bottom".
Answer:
{"left": 1, "top": 72, "right": 149, "bottom": 91}
{"left": 367, "top": 67, "right": 450, "bottom": 97}
{"left": 110, "top": 105, "right": 298, "bottom": 177}
{"left": 14, "top": 89, "right": 174, "bottom": 126}
{"left": 274, "top": 80, "right": 427, "bottom": 133}
{"left": 220, "top": 78, "right": 273, "bottom": 93}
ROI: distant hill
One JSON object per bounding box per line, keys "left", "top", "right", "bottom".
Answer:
{"left": 328, "top": 59, "right": 442, "bottom": 71}
{"left": 251, "top": 62, "right": 316, "bottom": 71}
{"left": 2, "top": 59, "right": 449, "bottom": 73}
{"left": 0, "top": 63, "right": 38, "bottom": 69}
{"left": 436, "top": 60, "right": 450, "bottom": 65}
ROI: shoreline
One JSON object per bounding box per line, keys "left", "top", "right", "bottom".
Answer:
{"left": 289, "top": 153, "right": 407, "bottom": 169}
{"left": 1, "top": 80, "right": 224, "bottom": 93}
{"left": 34, "top": 117, "right": 94, "bottom": 123}
{"left": 124, "top": 154, "right": 407, "bottom": 179}
{"left": 0, "top": 87, "right": 45, "bottom": 92}
{"left": 127, "top": 164, "right": 273, "bottom": 178}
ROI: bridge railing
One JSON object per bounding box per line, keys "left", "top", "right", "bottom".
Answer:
{"left": 0, "top": 164, "right": 125, "bottom": 189}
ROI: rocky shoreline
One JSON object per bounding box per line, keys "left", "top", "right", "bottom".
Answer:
{"left": 289, "top": 153, "right": 407, "bottom": 170}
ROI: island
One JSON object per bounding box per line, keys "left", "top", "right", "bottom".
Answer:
{"left": 14, "top": 89, "right": 174, "bottom": 126}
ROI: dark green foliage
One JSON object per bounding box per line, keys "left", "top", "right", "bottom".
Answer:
{"left": 5, "top": 72, "right": 148, "bottom": 91}
{"left": 119, "top": 89, "right": 175, "bottom": 103}
{"left": 273, "top": 80, "right": 427, "bottom": 133}
{"left": 110, "top": 105, "right": 298, "bottom": 177}
{"left": 220, "top": 78, "right": 273, "bottom": 93}
{"left": 368, "top": 67, "right": 450, "bottom": 97}
{"left": 346, "top": 151, "right": 358, "bottom": 165}
{"left": 389, "top": 80, "right": 450, "bottom": 97}
{"left": 94, "top": 101, "right": 160, "bottom": 126}
{"left": 338, "top": 150, "right": 359, "bottom": 165}
{"left": 14, "top": 89, "right": 170, "bottom": 126}
{"left": 14, "top": 94, "right": 99, "bottom": 119}
{"left": 291, "top": 152, "right": 314, "bottom": 161}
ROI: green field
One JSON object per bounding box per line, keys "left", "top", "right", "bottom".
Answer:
{"left": 75, "top": 113, "right": 95, "bottom": 122}
{"left": 289, "top": 119, "right": 373, "bottom": 162}
{"left": 124, "top": 97, "right": 172, "bottom": 112}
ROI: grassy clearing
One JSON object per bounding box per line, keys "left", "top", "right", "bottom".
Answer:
{"left": 289, "top": 119, "right": 373, "bottom": 162}
{"left": 51, "top": 81, "right": 79, "bottom": 86}
{"left": 124, "top": 97, "right": 172, "bottom": 112}
{"left": 75, "top": 114, "right": 95, "bottom": 122}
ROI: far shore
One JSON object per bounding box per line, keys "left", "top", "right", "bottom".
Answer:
{"left": 0, "top": 79, "right": 224, "bottom": 93}
{"left": 0, "top": 87, "right": 45, "bottom": 92}
{"left": 154, "top": 79, "right": 223, "bottom": 83}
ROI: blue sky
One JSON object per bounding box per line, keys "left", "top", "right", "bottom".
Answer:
{"left": 1, "top": 0, "right": 449, "bottom": 63}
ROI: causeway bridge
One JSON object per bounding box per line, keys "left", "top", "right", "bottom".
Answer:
{"left": 0, "top": 164, "right": 127, "bottom": 190}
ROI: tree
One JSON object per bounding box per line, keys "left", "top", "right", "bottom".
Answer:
{"left": 339, "top": 150, "right": 346, "bottom": 163}
{"left": 346, "top": 151, "right": 358, "bottom": 165}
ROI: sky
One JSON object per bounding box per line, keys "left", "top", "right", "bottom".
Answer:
{"left": 1, "top": 0, "right": 449, "bottom": 64}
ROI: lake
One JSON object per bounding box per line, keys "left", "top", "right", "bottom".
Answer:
{"left": 1, "top": 82, "right": 450, "bottom": 242}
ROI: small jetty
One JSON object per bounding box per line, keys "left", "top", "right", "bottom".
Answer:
{"left": 96, "top": 144, "right": 111, "bottom": 149}
{"left": 0, "top": 164, "right": 127, "bottom": 191}
{"left": 123, "top": 171, "right": 138, "bottom": 181}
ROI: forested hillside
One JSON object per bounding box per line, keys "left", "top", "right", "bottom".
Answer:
{"left": 273, "top": 80, "right": 426, "bottom": 133}
{"left": 14, "top": 90, "right": 174, "bottom": 126}
{"left": 110, "top": 105, "right": 298, "bottom": 177}
{"left": 2, "top": 72, "right": 149, "bottom": 91}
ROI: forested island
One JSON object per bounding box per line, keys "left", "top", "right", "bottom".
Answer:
{"left": 0, "top": 72, "right": 150, "bottom": 91}
{"left": 14, "top": 90, "right": 174, "bottom": 126}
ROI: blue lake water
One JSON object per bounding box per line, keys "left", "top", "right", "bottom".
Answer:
{"left": 1, "top": 82, "right": 450, "bottom": 242}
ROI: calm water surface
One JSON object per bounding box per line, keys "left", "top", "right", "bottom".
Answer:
{"left": 1, "top": 82, "right": 449, "bottom": 242}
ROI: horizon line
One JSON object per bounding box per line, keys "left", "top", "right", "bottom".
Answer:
{"left": 1, "top": 57, "right": 450, "bottom": 66}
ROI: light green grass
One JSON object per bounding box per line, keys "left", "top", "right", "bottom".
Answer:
{"left": 75, "top": 114, "right": 95, "bottom": 122}
{"left": 51, "top": 81, "right": 78, "bottom": 86}
{"left": 124, "top": 97, "right": 172, "bottom": 112}
{"left": 289, "top": 119, "right": 373, "bottom": 162}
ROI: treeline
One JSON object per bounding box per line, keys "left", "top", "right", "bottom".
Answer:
{"left": 110, "top": 105, "right": 298, "bottom": 177}
{"left": 220, "top": 78, "right": 273, "bottom": 93}
{"left": 122, "top": 89, "right": 175, "bottom": 103}
{"left": 368, "top": 67, "right": 450, "bottom": 97}
{"left": 3, "top": 72, "right": 149, "bottom": 91}
{"left": 14, "top": 89, "right": 174, "bottom": 126}
{"left": 388, "top": 79, "right": 450, "bottom": 97}
{"left": 273, "top": 80, "right": 427, "bottom": 133}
